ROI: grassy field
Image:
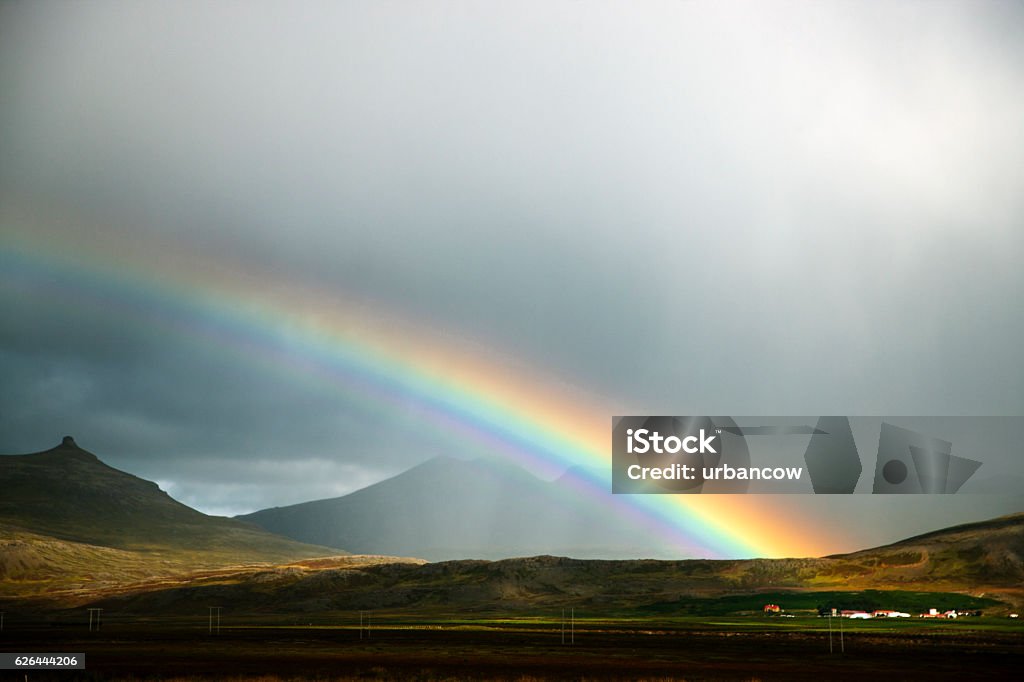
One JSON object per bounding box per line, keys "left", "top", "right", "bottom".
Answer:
{"left": 1, "top": 611, "right": 1021, "bottom": 681}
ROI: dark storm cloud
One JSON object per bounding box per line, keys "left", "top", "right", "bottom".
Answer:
{"left": 2, "top": 1, "right": 1023, "bottom": 524}
{"left": 0, "top": 254, "right": 466, "bottom": 498}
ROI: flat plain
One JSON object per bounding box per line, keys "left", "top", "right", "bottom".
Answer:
{"left": 2, "top": 612, "right": 1022, "bottom": 681}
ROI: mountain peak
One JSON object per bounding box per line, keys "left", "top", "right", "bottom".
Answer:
{"left": 45, "top": 435, "right": 100, "bottom": 463}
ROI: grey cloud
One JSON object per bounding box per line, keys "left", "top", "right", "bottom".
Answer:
{"left": 143, "top": 457, "right": 400, "bottom": 517}
{"left": 2, "top": 1, "right": 1023, "bottom": 532}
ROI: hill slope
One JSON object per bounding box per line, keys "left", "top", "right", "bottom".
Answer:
{"left": 0, "top": 437, "right": 344, "bottom": 595}
{"left": 826, "top": 511, "right": 1024, "bottom": 587}
{"left": 90, "top": 513, "right": 1024, "bottom": 617}
{"left": 238, "top": 456, "right": 671, "bottom": 560}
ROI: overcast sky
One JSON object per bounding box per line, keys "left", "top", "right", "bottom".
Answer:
{"left": 1, "top": 2, "right": 1022, "bottom": 541}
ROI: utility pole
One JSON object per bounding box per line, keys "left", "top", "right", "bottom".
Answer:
{"left": 561, "top": 609, "right": 565, "bottom": 645}
{"left": 839, "top": 613, "right": 844, "bottom": 653}
{"left": 208, "top": 607, "right": 222, "bottom": 635}
{"left": 571, "top": 607, "right": 574, "bottom": 645}
{"left": 358, "top": 611, "right": 370, "bottom": 639}
{"left": 359, "top": 611, "right": 370, "bottom": 639}
{"left": 88, "top": 608, "right": 102, "bottom": 632}
{"left": 828, "top": 612, "right": 833, "bottom": 653}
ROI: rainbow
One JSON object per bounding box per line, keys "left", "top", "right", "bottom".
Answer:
{"left": 2, "top": 199, "right": 827, "bottom": 559}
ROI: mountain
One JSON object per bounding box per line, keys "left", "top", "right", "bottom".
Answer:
{"left": 0, "top": 437, "right": 343, "bottom": 595}
{"left": 89, "top": 512, "right": 1024, "bottom": 617}
{"left": 238, "top": 456, "right": 670, "bottom": 560}
{"left": 6, "top": 439, "right": 1021, "bottom": 615}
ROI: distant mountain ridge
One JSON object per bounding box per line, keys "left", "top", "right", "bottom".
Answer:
{"left": 238, "top": 455, "right": 669, "bottom": 560}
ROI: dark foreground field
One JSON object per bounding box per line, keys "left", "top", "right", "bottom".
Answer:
{"left": 1, "top": 615, "right": 1022, "bottom": 681}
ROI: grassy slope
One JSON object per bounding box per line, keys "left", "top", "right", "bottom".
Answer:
{"left": 0, "top": 440, "right": 346, "bottom": 598}
{"left": 81, "top": 524, "right": 1024, "bottom": 617}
